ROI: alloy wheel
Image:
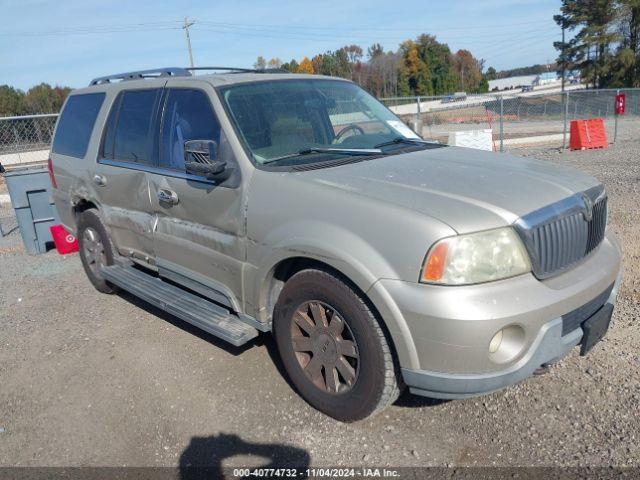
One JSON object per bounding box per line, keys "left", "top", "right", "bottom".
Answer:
{"left": 82, "top": 227, "right": 106, "bottom": 277}
{"left": 290, "top": 301, "right": 360, "bottom": 394}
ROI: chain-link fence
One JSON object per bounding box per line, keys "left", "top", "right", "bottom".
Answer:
{"left": 0, "top": 89, "right": 638, "bottom": 168}
{"left": 382, "top": 88, "right": 640, "bottom": 151}
{"left": 0, "top": 114, "right": 58, "bottom": 167}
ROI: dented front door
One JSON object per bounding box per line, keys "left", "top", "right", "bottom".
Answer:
{"left": 146, "top": 83, "right": 245, "bottom": 310}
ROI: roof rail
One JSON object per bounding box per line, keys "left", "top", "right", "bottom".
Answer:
{"left": 89, "top": 67, "right": 191, "bottom": 86}
{"left": 187, "top": 66, "right": 256, "bottom": 73}
{"left": 89, "top": 66, "right": 290, "bottom": 86}
{"left": 187, "top": 66, "right": 289, "bottom": 74}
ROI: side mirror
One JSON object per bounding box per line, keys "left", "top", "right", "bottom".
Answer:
{"left": 184, "top": 140, "right": 231, "bottom": 181}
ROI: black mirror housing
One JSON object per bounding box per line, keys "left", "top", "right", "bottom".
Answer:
{"left": 184, "top": 139, "right": 218, "bottom": 163}
{"left": 184, "top": 140, "right": 231, "bottom": 181}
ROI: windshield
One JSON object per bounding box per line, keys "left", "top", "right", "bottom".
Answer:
{"left": 219, "top": 79, "right": 423, "bottom": 165}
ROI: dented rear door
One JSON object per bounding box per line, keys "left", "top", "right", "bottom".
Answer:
{"left": 94, "top": 84, "right": 164, "bottom": 261}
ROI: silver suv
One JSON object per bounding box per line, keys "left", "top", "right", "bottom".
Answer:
{"left": 50, "top": 67, "right": 622, "bottom": 421}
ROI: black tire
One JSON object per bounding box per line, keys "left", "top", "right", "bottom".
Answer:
{"left": 273, "top": 269, "right": 401, "bottom": 422}
{"left": 77, "top": 209, "right": 118, "bottom": 294}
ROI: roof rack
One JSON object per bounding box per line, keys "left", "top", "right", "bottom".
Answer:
{"left": 89, "top": 67, "right": 191, "bottom": 86}
{"left": 187, "top": 66, "right": 290, "bottom": 74}
{"left": 89, "top": 66, "right": 289, "bottom": 86}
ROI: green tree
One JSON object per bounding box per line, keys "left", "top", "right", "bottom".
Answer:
{"left": 415, "top": 35, "right": 456, "bottom": 95}
{"left": 0, "top": 85, "right": 25, "bottom": 116}
{"left": 555, "top": 0, "right": 620, "bottom": 88}
{"left": 24, "top": 83, "right": 70, "bottom": 114}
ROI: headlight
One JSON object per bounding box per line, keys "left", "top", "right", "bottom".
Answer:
{"left": 420, "top": 227, "right": 531, "bottom": 285}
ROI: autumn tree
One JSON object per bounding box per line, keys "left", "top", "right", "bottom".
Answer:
{"left": 453, "top": 49, "right": 485, "bottom": 93}
{"left": 253, "top": 56, "right": 267, "bottom": 70}
{"left": 24, "top": 83, "right": 70, "bottom": 114}
{"left": 267, "top": 58, "right": 282, "bottom": 69}
{"left": 398, "top": 40, "right": 432, "bottom": 95}
{"left": 297, "top": 57, "right": 314, "bottom": 74}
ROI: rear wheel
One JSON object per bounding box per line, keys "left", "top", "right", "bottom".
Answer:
{"left": 273, "top": 269, "right": 401, "bottom": 422}
{"left": 77, "top": 209, "right": 118, "bottom": 294}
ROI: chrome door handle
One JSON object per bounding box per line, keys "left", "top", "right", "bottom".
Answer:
{"left": 157, "top": 189, "right": 179, "bottom": 205}
{"left": 93, "top": 174, "right": 107, "bottom": 186}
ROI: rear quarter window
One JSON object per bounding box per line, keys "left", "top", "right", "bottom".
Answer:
{"left": 52, "top": 92, "right": 105, "bottom": 158}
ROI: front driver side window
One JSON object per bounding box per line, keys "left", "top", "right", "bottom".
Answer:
{"left": 159, "top": 89, "right": 221, "bottom": 170}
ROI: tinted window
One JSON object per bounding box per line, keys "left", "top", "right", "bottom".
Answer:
{"left": 101, "top": 94, "right": 121, "bottom": 160}
{"left": 220, "top": 80, "right": 418, "bottom": 164}
{"left": 52, "top": 93, "right": 105, "bottom": 158}
{"left": 109, "top": 89, "right": 160, "bottom": 165}
{"left": 160, "top": 89, "right": 221, "bottom": 170}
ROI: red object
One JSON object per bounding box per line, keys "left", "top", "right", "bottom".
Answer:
{"left": 569, "top": 118, "right": 608, "bottom": 150}
{"left": 47, "top": 156, "right": 57, "bottom": 189}
{"left": 615, "top": 93, "right": 626, "bottom": 115}
{"left": 50, "top": 225, "right": 79, "bottom": 254}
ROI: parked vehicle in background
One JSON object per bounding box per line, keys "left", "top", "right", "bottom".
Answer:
{"left": 521, "top": 85, "right": 534, "bottom": 92}
{"left": 49, "top": 67, "right": 622, "bottom": 421}
{"left": 441, "top": 91, "right": 467, "bottom": 103}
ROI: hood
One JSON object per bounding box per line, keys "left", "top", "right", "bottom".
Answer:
{"left": 293, "top": 146, "right": 601, "bottom": 234}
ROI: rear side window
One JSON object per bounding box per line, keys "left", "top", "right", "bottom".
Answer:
{"left": 52, "top": 93, "right": 105, "bottom": 158}
{"left": 160, "top": 89, "right": 221, "bottom": 170}
{"left": 102, "top": 89, "right": 161, "bottom": 165}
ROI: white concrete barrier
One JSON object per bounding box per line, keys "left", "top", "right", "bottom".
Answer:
{"left": 0, "top": 149, "right": 49, "bottom": 167}
{"left": 447, "top": 129, "right": 493, "bottom": 151}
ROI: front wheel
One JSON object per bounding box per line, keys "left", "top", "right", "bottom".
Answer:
{"left": 77, "top": 209, "right": 118, "bottom": 294}
{"left": 273, "top": 269, "right": 401, "bottom": 422}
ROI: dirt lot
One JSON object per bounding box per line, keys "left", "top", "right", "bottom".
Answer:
{"left": 0, "top": 141, "right": 638, "bottom": 470}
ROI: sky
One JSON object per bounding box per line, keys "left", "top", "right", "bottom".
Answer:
{"left": 1, "top": 0, "right": 563, "bottom": 91}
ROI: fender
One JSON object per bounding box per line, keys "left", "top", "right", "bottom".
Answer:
{"left": 245, "top": 220, "right": 421, "bottom": 370}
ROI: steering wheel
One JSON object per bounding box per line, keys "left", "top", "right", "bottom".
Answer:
{"left": 334, "top": 124, "right": 365, "bottom": 142}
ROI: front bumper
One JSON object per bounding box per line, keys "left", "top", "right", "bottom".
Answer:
{"left": 369, "top": 231, "right": 622, "bottom": 399}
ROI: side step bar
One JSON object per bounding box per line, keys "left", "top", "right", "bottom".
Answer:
{"left": 101, "top": 264, "right": 259, "bottom": 347}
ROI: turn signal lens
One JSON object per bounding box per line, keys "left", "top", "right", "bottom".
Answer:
{"left": 421, "top": 240, "right": 450, "bottom": 282}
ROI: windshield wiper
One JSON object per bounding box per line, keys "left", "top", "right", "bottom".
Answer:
{"left": 262, "top": 147, "right": 382, "bottom": 165}
{"left": 374, "top": 137, "right": 436, "bottom": 149}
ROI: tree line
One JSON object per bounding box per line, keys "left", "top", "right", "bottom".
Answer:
{"left": 254, "top": 33, "right": 490, "bottom": 98}
{"left": 0, "top": 83, "right": 71, "bottom": 117}
{"left": 555, "top": 0, "right": 640, "bottom": 88}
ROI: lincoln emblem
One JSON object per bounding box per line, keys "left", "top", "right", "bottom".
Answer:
{"left": 582, "top": 194, "right": 594, "bottom": 221}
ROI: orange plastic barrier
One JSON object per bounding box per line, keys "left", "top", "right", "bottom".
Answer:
{"left": 569, "top": 118, "right": 608, "bottom": 150}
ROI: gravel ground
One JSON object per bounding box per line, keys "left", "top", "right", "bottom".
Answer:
{"left": 0, "top": 141, "right": 638, "bottom": 470}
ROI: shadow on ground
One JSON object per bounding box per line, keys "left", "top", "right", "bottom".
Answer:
{"left": 118, "top": 291, "right": 260, "bottom": 356}
{"left": 179, "top": 433, "right": 310, "bottom": 479}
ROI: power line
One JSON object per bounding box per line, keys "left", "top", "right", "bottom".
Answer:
{"left": 196, "top": 18, "right": 552, "bottom": 33}
{"left": 0, "top": 18, "right": 553, "bottom": 38}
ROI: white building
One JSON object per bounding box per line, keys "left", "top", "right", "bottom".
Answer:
{"left": 488, "top": 75, "right": 537, "bottom": 91}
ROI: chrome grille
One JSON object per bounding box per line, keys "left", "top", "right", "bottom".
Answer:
{"left": 515, "top": 186, "right": 607, "bottom": 279}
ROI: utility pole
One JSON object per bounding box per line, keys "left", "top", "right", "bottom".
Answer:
{"left": 561, "top": 23, "right": 566, "bottom": 92}
{"left": 182, "top": 17, "right": 195, "bottom": 68}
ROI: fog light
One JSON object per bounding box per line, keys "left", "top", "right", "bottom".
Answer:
{"left": 489, "top": 329, "right": 504, "bottom": 353}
